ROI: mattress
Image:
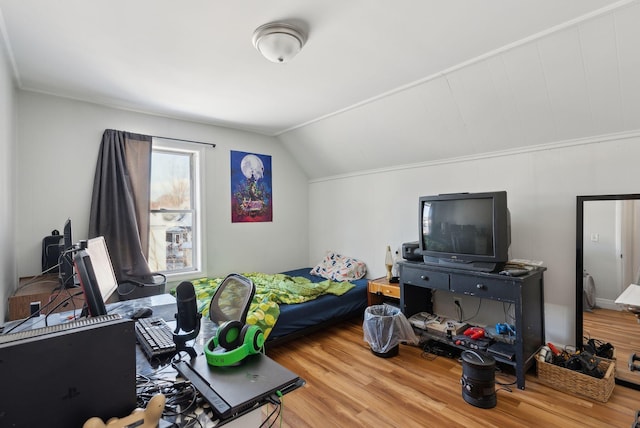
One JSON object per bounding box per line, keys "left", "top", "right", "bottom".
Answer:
{"left": 268, "top": 268, "right": 368, "bottom": 340}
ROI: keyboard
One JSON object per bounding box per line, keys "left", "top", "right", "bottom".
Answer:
{"left": 135, "top": 317, "right": 176, "bottom": 359}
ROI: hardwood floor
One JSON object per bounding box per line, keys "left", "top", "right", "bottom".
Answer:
{"left": 583, "top": 307, "right": 640, "bottom": 386}
{"left": 262, "top": 317, "right": 640, "bottom": 428}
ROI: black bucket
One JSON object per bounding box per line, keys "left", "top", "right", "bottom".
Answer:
{"left": 460, "top": 350, "right": 496, "bottom": 409}
{"left": 371, "top": 344, "right": 399, "bottom": 358}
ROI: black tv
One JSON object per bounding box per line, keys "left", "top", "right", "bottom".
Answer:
{"left": 58, "top": 218, "right": 75, "bottom": 288}
{"left": 418, "top": 191, "right": 511, "bottom": 273}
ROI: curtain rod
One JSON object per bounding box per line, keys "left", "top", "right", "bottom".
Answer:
{"left": 151, "top": 135, "right": 216, "bottom": 148}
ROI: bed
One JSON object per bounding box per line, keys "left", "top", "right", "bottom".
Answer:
{"left": 189, "top": 267, "right": 369, "bottom": 346}
{"left": 267, "top": 268, "right": 368, "bottom": 345}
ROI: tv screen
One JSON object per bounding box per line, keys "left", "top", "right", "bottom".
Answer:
{"left": 418, "top": 191, "right": 510, "bottom": 272}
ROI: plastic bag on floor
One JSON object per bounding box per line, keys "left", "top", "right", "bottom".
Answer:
{"left": 363, "top": 304, "right": 418, "bottom": 357}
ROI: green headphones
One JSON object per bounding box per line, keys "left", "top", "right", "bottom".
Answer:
{"left": 204, "top": 320, "right": 265, "bottom": 366}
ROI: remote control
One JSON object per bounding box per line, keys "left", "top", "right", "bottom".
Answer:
{"left": 499, "top": 269, "right": 530, "bottom": 277}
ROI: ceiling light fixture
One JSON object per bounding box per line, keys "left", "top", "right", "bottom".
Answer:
{"left": 252, "top": 22, "right": 307, "bottom": 63}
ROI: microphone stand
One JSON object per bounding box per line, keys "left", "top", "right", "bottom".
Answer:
{"left": 173, "top": 313, "right": 202, "bottom": 359}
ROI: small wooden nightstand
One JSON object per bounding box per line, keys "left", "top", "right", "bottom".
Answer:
{"left": 367, "top": 277, "right": 400, "bottom": 306}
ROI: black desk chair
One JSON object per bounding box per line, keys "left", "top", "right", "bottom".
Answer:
{"left": 208, "top": 273, "right": 255, "bottom": 325}
{"left": 117, "top": 273, "right": 167, "bottom": 300}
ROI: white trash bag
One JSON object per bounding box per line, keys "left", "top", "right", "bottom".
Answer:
{"left": 363, "top": 305, "right": 418, "bottom": 357}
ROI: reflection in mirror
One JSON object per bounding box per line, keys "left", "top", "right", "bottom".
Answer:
{"left": 208, "top": 274, "right": 256, "bottom": 326}
{"left": 577, "top": 194, "right": 640, "bottom": 388}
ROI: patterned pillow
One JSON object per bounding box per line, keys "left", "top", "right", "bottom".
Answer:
{"left": 310, "top": 252, "right": 367, "bottom": 281}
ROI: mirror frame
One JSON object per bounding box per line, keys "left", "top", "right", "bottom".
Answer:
{"left": 576, "top": 193, "right": 640, "bottom": 387}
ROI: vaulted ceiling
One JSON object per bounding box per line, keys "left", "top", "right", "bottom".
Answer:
{"left": 1, "top": 1, "right": 638, "bottom": 178}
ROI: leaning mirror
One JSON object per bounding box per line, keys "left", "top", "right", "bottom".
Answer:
{"left": 576, "top": 194, "right": 640, "bottom": 387}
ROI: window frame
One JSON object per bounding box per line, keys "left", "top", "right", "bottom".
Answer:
{"left": 150, "top": 138, "right": 205, "bottom": 280}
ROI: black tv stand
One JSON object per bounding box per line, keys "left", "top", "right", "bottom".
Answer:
{"left": 421, "top": 256, "right": 503, "bottom": 273}
{"left": 399, "top": 260, "right": 545, "bottom": 389}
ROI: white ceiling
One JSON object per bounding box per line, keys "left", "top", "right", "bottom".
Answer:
{"left": 1, "top": 1, "right": 639, "bottom": 178}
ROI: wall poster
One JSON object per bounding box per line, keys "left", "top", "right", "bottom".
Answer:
{"left": 230, "top": 150, "right": 273, "bottom": 223}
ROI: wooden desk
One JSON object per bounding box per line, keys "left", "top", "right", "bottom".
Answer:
{"left": 8, "top": 275, "right": 85, "bottom": 320}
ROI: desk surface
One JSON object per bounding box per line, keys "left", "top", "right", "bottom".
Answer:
{"left": 1, "top": 293, "right": 298, "bottom": 427}
{"left": 1, "top": 293, "right": 176, "bottom": 334}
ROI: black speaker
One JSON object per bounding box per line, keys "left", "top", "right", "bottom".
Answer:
{"left": 460, "top": 350, "right": 496, "bottom": 408}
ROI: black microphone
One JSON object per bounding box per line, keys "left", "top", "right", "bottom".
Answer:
{"left": 175, "top": 281, "right": 199, "bottom": 333}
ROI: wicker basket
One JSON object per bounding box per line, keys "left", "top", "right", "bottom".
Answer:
{"left": 536, "top": 351, "right": 615, "bottom": 402}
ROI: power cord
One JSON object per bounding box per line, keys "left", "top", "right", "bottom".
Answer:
{"left": 56, "top": 246, "right": 82, "bottom": 290}
{"left": 583, "top": 336, "right": 614, "bottom": 359}
{"left": 454, "top": 299, "right": 463, "bottom": 322}
{"left": 3, "top": 290, "right": 83, "bottom": 334}
{"left": 11, "top": 262, "right": 61, "bottom": 296}
{"left": 43, "top": 290, "right": 84, "bottom": 325}
{"left": 260, "top": 390, "right": 283, "bottom": 428}
{"left": 502, "top": 302, "right": 515, "bottom": 324}
{"left": 460, "top": 298, "right": 483, "bottom": 323}
{"left": 137, "top": 368, "right": 204, "bottom": 427}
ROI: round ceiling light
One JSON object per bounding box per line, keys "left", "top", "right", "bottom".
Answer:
{"left": 252, "top": 23, "right": 307, "bottom": 63}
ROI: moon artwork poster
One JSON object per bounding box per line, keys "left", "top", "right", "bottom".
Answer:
{"left": 230, "top": 151, "right": 273, "bottom": 223}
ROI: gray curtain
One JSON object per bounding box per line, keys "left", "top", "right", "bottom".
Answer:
{"left": 89, "top": 129, "right": 153, "bottom": 282}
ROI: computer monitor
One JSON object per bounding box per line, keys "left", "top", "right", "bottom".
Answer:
{"left": 59, "top": 218, "right": 75, "bottom": 288}
{"left": 73, "top": 237, "right": 118, "bottom": 316}
{"left": 86, "top": 237, "right": 118, "bottom": 303}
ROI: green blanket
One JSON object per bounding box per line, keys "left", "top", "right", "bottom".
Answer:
{"left": 187, "top": 273, "right": 355, "bottom": 339}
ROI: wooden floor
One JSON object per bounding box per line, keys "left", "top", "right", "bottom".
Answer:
{"left": 261, "top": 317, "right": 640, "bottom": 428}
{"left": 583, "top": 307, "right": 640, "bottom": 386}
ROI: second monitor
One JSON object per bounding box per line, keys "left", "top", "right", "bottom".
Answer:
{"left": 74, "top": 236, "right": 119, "bottom": 316}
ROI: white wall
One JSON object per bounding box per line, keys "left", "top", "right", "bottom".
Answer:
{"left": 15, "top": 91, "right": 309, "bottom": 290}
{"left": 0, "top": 27, "right": 16, "bottom": 320}
{"left": 280, "top": 3, "right": 640, "bottom": 181}
{"left": 583, "top": 201, "right": 619, "bottom": 305}
{"left": 307, "top": 137, "right": 640, "bottom": 346}
{"left": 583, "top": 199, "right": 640, "bottom": 309}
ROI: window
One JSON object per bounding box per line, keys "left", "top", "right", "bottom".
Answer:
{"left": 148, "top": 141, "right": 202, "bottom": 275}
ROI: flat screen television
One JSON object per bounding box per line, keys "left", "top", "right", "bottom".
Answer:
{"left": 418, "top": 191, "right": 510, "bottom": 272}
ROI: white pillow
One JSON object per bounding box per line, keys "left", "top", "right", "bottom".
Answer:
{"left": 310, "top": 252, "right": 367, "bottom": 281}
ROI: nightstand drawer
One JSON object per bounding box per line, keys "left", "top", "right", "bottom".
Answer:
{"left": 400, "top": 265, "right": 449, "bottom": 290}
{"left": 367, "top": 277, "right": 401, "bottom": 306}
{"left": 369, "top": 282, "right": 401, "bottom": 299}
{"left": 450, "top": 274, "right": 516, "bottom": 302}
